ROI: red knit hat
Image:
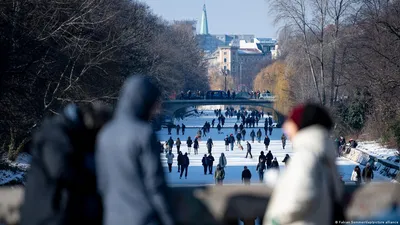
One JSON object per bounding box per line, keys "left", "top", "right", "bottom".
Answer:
{"left": 288, "top": 104, "right": 305, "bottom": 128}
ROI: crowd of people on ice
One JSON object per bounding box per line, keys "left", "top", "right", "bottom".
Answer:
{"left": 177, "top": 89, "right": 272, "bottom": 100}
{"left": 160, "top": 107, "right": 292, "bottom": 184}
{"left": 15, "top": 76, "right": 388, "bottom": 225}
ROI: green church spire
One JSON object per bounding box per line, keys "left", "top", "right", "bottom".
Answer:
{"left": 200, "top": 4, "right": 209, "bottom": 35}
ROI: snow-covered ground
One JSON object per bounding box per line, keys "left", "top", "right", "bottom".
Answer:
{"left": 157, "top": 110, "right": 391, "bottom": 185}
{"left": 0, "top": 153, "right": 31, "bottom": 186}
{"left": 357, "top": 141, "right": 399, "bottom": 165}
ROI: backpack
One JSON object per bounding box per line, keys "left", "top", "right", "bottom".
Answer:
{"left": 21, "top": 104, "right": 108, "bottom": 225}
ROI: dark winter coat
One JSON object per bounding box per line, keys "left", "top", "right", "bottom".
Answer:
{"left": 362, "top": 167, "right": 374, "bottom": 182}
{"left": 167, "top": 138, "right": 174, "bottom": 148}
{"left": 264, "top": 137, "right": 270, "bottom": 146}
{"left": 282, "top": 155, "right": 291, "bottom": 164}
{"left": 229, "top": 136, "right": 235, "bottom": 144}
{"left": 266, "top": 152, "right": 273, "bottom": 162}
{"left": 224, "top": 137, "right": 230, "bottom": 145}
{"left": 207, "top": 139, "right": 213, "bottom": 148}
{"left": 236, "top": 133, "right": 242, "bottom": 140}
{"left": 242, "top": 169, "right": 252, "bottom": 180}
{"left": 256, "top": 162, "right": 266, "bottom": 172}
{"left": 194, "top": 139, "right": 199, "bottom": 149}
{"left": 256, "top": 130, "right": 262, "bottom": 138}
{"left": 95, "top": 76, "right": 174, "bottom": 225}
{"left": 177, "top": 154, "right": 184, "bottom": 166}
{"left": 250, "top": 130, "right": 255, "bottom": 137}
{"left": 207, "top": 155, "right": 215, "bottom": 165}
{"left": 241, "top": 129, "right": 246, "bottom": 136}
{"left": 202, "top": 157, "right": 208, "bottom": 166}
{"left": 182, "top": 155, "right": 190, "bottom": 167}
{"left": 247, "top": 143, "right": 252, "bottom": 152}
{"left": 271, "top": 161, "right": 280, "bottom": 170}
{"left": 259, "top": 154, "right": 266, "bottom": 164}
{"left": 187, "top": 138, "right": 193, "bottom": 147}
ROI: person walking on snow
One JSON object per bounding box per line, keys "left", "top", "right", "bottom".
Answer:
{"left": 229, "top": 134, "right": 235, "bottom": 151}
{"left": 362, "top": 163, "right": 374, "bottom": 183}
{"left": 282, "top": 154, "right": 291, "bottom": 166}
{"left": 266, "top": 150, "right": 274, "bottom": 169}
{"left": 242, "top": 166, "right": 252, "bottom": 185}
{"left": 264, "top": 136, "right": 270, "bottom": 151}
{"left": 256, "top": 158, "right": 266, "bottom": 182}
{"left": 177, "top": 151, "right": 183, "bottom": 173}
{"left": 180, "top": 153, "right": 189, "bottom": 179}
{"left": 202, "top": 154, "right": 208, "bottom": 175}
{"left": 236, "top": 132, "right": 242, "bottom": 146}
{"left": 207, "top": 153, "right": 215, "bottom": 174}
{"left": 211, "top": 119, "right": 215, "bottom": 128}
{"left": 257, "top": 129, "right": 262, "bottom": 143}
{"left": 207, "top": 137, "right": 213, "bottom": 154}
{"left": 281, "top": 134, "right": 287, "bottom": 149}
{"left": 197, "top": 129, "right": 202, "bottom": 139}
{"left": 250, "top": 130, "right": 255, "bottom": 143}
{"left": 175, "top": 138, "right": 181, "bottom": 153}
{"left": 181, "top": 123, "right": 186, "bottom": 135}
{"left": 241, "top": 129, "right": 247, "bottom": 141}
{"left": 193, "top": 137, "right": 199, "bottom": 155}
{"left": 246, "top": 141, "right": 253, "bottom": 159}
{"left": 167, "top": 137, "right": 174, "bottom": 152}
{"left": 259, "top": 151, "right": 267, "bottom": 165}
{"left": 234, "top": 123, "right": 238, "bottom": 134}
{"left": 224, "top": 135, "right": 230, "bottom": 151}
{"left": 214, "top": 164, "right": 225, "bottom": 185}
{"left": 186, "top": 136, "right": 193, "bottom": 155}
{"left": 176, "top": 124, "right": 180, "bottom": 135}
{"left": 217, "top": 123, "right": 222, "bottom": 134}
{"left": 351, "top": 166, "right": 362, "bottom": 185}
{"left": 219, "top": 153, "right": 227, "bottom": 169}
{"left": 271, "top": 157, "right": 280, "bottom": 171}
{"left": 166, "top": 150, "right": 174, "bottom": 173}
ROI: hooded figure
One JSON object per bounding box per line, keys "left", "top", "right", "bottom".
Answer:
{"left": 219, "top": 153, "right": 227, "bottom": 168}
{"left": 96, "top": 76, "right": 174, "bottom": 225}
{"left": 263, "top": 104, "right": 343, "bottom": 225}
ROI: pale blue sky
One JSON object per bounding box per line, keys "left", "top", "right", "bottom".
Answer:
{"left": 139, "top": 0, "right": 279, "bottom": 38}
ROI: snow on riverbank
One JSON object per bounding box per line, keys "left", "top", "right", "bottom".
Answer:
{"left": 357, "top": 141, "right": 399, "bottom": 165}
{"left": 0, "top": 153, "right": 31, "bottom": 186}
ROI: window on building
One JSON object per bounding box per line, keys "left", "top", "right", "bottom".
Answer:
{"left": 224, "top": 58, "right": 227, "bottom": 62}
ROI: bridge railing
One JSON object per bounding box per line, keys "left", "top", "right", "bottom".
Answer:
{"left": 1, "top": 183, "right": 399, "bottom": 225}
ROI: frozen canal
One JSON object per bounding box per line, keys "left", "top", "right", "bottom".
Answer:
{"left": 156, "top": 110, "right": 388, "bottom": 186}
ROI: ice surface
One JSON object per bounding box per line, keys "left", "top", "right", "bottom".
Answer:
{"left": 157, "top": 110, "right": 390, "bottom": 185}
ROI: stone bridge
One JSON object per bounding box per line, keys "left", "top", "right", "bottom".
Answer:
{"left": 161, "top": 99, "right": 284, "bottom": 125}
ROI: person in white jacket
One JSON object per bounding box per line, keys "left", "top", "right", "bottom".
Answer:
{"left": 350, "top": 166, "right": 361, "bottom": 185}
{"left": 165, "top": 150, "right": 174, "bottom": 173}
{"left": 219, "top": 153, "right": 227, "bottom": 169}
{"left": 264, "top": 104, "right": 343, "bottom": 225}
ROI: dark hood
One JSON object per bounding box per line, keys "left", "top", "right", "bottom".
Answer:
{"left": 115, "top": 75, "right": 160, "bottom": 121}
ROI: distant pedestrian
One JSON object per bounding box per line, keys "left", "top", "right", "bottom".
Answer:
{"left": 224, "top": 135, "right": 230, "bottom": 151}
{"left": 207, "top": 153, "right": 215, "bottom": 174}
{"left": 180, "top": 153, "right": 189, "bottom": 179}
{"left": 264, "top": 136, "right": 270, "bottom": 150}
{"left": 282, "top": 154, "right": 291, "bottom": 166}
{"left": 271, "top": 157, "right": 280, "bottom": 171}
{"left": 182, "top": 123, "right": 186, "bottom": 135}
{"left": 186, "top": 136, "right": 193, "bottom": 155}
{"left": 236, "top": 132, "right": 242, "bottom": 145}
{"left": 256, "top": 159, "right": 266, "bottom": 182}
{"left": 212, "top": 119, "right": 215, "bottom": 128}
{"left": 229, "top": 134, "right": 235, "bottom": 151}
{"left": 245, "top": 141, "right": 253, "bottom": 159}
{"left": 234, "top": 123, "right": 238, "bottom": 134}
{"left": 242, "top": 166, "right": 252, "bottom": 185}
{"left": 256, "top": 129, "right": 262, "bottom": 143}
{"left": 202, "top": 154, "right": 208, "bottom": 175}
{"left": 266, "top": 150, "right": 273, "bottom": 169}
{"left": 197, "top": 129, "right": 202, "bottom": 139}
{"left": 207, "top": 137, "right": 213, "bottom": 154}
{"left": 217, "top": 123, "right": 222, "bottom": 134}
{"left": 176, "top": 124, "right": 180, "bottom": 135}
{"left": 351, "top": 166, "right": 362, "bottom": 185}
{"left": 177, "top": 151, "right": 183, "bottom": 173}
{"left": 167, "top": 137, "right": 174, "bottom": 152}
{"left": 362, "top": 163, "right": 374, "bottom": 183}
{"left": 175, "top": 138, "right": 181, "bottom": 153}
{"left": 219, "top": 153, "right": 227, "bottom": 168}
{"left": 166, "top": 151, "right": 174, "bottom": 173}
{"left": 214, "top": 164, "right": 225, "bottom": 185}
{"left": 241, "top": 129, "right": 246, "bottom": 141}
{"left": 250, "top": 130, "right": 255, "bottom": 143}
{"left": 194, "top": 137, "right": 199, "bottom": 155}
{"left": 281, "top": 134, "right": 287, "bottom": 149}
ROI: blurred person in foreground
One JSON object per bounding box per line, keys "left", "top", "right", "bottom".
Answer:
{"left": 95, "top": 76, "right": 175, "bottom": 225}
{"left": 263, "top": 103, "right": 344, "bottom": 225}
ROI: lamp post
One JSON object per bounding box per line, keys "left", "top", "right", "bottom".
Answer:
{"left": 221, "top": 68, "right": 228, "bottom": 92}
